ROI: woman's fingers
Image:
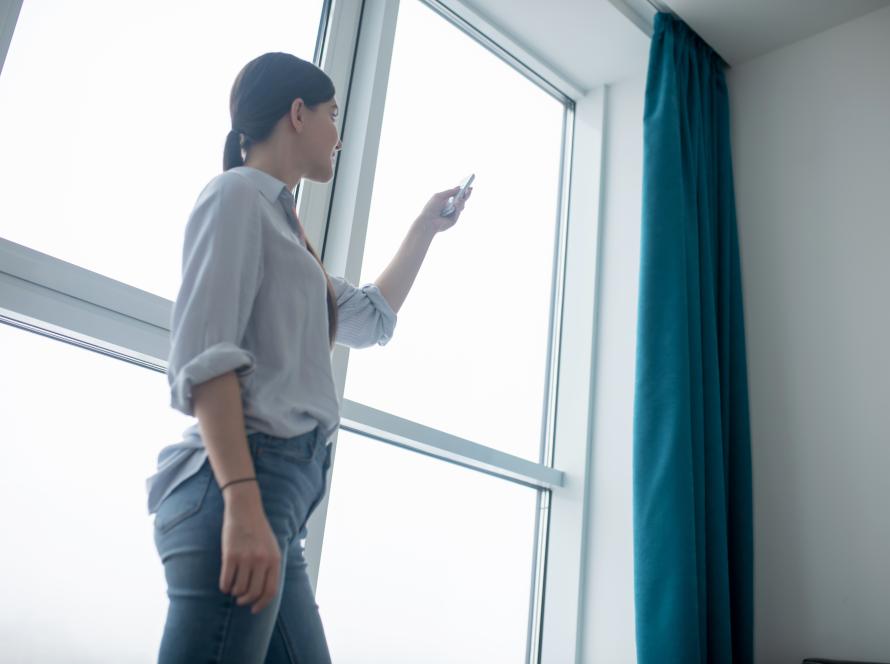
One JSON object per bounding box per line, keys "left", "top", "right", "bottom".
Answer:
{"left": 220, "top": 557, "right": 235, "bottom": 594}
{"left": 237, "top": 559, "right": 269, "bottom": 607}
{"left": 230, "top": 563, "right": 252, "bottom": 598}
{"left": 455, "top": 188, "right": 472, "bottom": 213}
{"left": 251, "top": 564, "right": 281, "bottom": 614}
{"left": 220, "top": 510, "right": 283, "bottom": 613}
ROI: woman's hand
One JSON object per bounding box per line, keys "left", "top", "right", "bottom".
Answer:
{"left": 219, "top": 485, "right": 282, "bottom": 615}
{"left": 415, "top": 185, "right": 474, "bottom": 234}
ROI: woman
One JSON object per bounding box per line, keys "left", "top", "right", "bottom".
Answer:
{"left": 146, "top": 52, "right": 471, "bottom": 663}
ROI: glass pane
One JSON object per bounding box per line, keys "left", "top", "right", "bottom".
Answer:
{"left": 0, "top": 324, "right": 193, "bottom": 662}
{"left": 317, "top": 429, "right": 539, "bottom": 662}
{"left": 0, "top": 0, "right": 324, "bottom": 300}
{"left": 344, "top": 0, "right": 565, "bottom": 461}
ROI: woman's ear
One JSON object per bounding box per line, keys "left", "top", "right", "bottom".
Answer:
{"left": 289, "top": 98, "right": 306, "bottom": 133}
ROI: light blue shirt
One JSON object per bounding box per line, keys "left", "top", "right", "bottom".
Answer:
{"left": 145, "top": 166, "right": 396, "bottom": 514}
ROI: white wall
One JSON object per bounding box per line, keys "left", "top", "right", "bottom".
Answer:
{"left": 580, "top": 73, "right": 646, "bottom": 664}
{"left": 728, "top": 5, "right": 890, "bottom": 662}
{"left": 578, "top": 6, "right": 890, "bottom": 662}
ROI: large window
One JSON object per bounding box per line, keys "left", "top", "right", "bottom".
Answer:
{"left": 317, "top": 1, "right": 569, "bottom": 661}
{"left": 0, "top": 0, "right": 325, "bottom": 301}
{"left": 0, "top": 1, "right": 326, "bottom": 661}
{"left": 317, "top": 430, "right": 538, "bottom": 662}
{"left": 1, "top": 0, "right": 587, "bottom": 661}
{"left": 0, "top": 323, "right": 193, "bottom": 662}
{"left": 341, "top": 0, "right": 565, "bottom": 463}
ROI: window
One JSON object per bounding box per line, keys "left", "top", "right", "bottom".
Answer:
{"left": 0, "top": 323, "right": 193, "bottom": 662}
{"left": 317, "top": 2, "right": 571, "bottom": 661}
{"left": 1, "top": 1, "right": 589, "bottom": 661}
{"left": 317, "top": 430, "right": 538, "bottom": 662}
{"left": 342, "top": 0, "right": 566, "bottom": 462}
{"left": 0, "top": 1, "right": 327, "bottom": 660}
{"left": 0, "top": 0, "right": 325, "bottom": 300}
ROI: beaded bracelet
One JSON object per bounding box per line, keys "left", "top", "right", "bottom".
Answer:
{"left": 220, "top": 476, "right": 258, "bottom": 492}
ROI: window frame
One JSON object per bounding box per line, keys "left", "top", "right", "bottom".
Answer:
{"left": 0, "top": 0, "right": 606, "bottom": 661}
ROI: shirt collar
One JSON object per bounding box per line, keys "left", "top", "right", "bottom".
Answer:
{"left": 230, "top": 166, "right": 295, "bottom": 206}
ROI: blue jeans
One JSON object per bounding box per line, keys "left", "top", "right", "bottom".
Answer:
{"left": 153, "top": 428, "right": 334, "bottom": 663}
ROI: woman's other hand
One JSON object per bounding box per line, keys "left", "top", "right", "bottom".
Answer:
{"left": 219, "top": 485, "right": 282, "bottom": 615}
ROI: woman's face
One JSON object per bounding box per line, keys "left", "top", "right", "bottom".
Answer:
{"left": 302, "top": 98, "right": 342, "bottom": 182}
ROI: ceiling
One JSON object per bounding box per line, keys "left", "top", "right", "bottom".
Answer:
{"left": 462, "top": 0, "right": 890, "bottom": 92}
{"left": 666, "top": 0, "right": 890, "bottom": 65}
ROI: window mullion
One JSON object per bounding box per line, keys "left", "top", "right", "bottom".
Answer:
{"left": 339, "top": 399, "right": 565, "bottom": 490}
{"left": 539, "top": 86, "right": 606, "bottom": 664}
{"left": 303, "top": 0, "right": 402, "bottom": 592}
{"left": 0, "top": 237, "right": 171, "bottom": 367}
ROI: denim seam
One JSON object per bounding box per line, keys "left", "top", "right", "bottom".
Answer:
{"left": 214, "top": 598, "right": 237, "bottom": 663}
{"left": 275, "top": 608, "right": 299, "bottom": 664}
{"left": 274, "top": 612, "right": 300, "bottom": 664}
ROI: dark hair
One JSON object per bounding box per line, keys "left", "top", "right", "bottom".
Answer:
{"left": 223, "top": 52, "right": 338, "bottom": 347}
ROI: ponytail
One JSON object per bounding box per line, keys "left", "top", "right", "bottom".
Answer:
{"left": 223, "top": 129, "right": 245, "bottom": 171}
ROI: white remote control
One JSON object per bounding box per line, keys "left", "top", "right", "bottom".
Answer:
{"left": 441, "top": 173, "right": 475, "bottom": 217}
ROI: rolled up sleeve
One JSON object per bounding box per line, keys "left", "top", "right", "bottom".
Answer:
{"left": 331, "top": 275, "right": 398, "bottom": 348}
{"left": 167, "top": 174, "right": 263, "bottom": 416}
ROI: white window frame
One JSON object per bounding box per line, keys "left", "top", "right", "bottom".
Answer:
{"left": 0, "top": 0, "right": 606, "bottom": 661}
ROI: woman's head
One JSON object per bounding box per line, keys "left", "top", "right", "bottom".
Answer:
{"left": 224, "top": 52, "right": 342, "bottom": 182}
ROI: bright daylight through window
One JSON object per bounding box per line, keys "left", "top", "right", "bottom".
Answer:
{"left": 319, "top": 1, "right": 568, "bottom": 661}
{"left": 0, "top": 0, "right": 571, "bottom": 661}
{"left": 0, "top": 0, "right": 323, "bottom": 301}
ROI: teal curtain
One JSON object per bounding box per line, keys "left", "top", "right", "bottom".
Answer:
{"left": 633, "top": 13, "right": 753, "bottom": 664}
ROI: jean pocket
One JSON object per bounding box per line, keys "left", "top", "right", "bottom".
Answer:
{"left": 153, "top": 468, "right": 213, "bottom": 535}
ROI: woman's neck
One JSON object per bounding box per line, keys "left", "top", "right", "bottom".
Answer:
{"left": 245, "top": 149, "right": 303, "bottom": 191}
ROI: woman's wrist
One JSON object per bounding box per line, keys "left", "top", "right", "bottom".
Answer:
{"left": 412, "top": 215, "right": 443, "bottom": 239}
{"left": 222, "top": 480, "right": 263, "bottom": 511}
{"left": 220, "top": 476, "right": 257, "bottom": 492}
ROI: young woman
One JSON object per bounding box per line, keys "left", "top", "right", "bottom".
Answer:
{"left": 146, "top": 52, "right": 472, "bottom": 663}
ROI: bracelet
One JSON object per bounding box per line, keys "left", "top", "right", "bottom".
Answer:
{"left": 220, "top": 476, "right": 258, "bottom": 492}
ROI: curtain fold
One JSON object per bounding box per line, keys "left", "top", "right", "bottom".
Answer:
{"left": 633, "top": 12, "right": 753, "bottom": 663}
